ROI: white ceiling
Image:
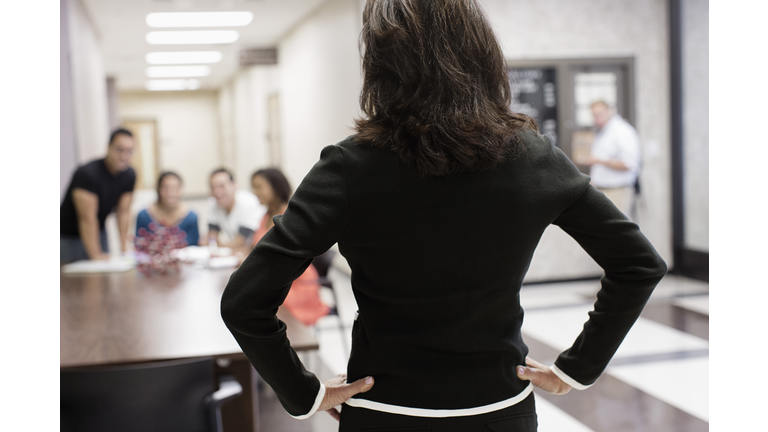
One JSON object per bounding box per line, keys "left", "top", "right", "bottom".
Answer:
{"left": 81, "top": 0, "right": 329, "bottom": 91}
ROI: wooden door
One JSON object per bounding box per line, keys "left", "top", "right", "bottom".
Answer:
{"left": 122, "top": 120, "right": 160, "bottom": 190}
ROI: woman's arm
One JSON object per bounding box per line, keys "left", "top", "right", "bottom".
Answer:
{"left": 221, "top": 145, "right": 350, "bottom": 418}
{"left": 72, "top": 188, "right": 109, "bottom": 260}
{"left": 183, "top": 211, "right": 200, "bottom": 246}
{"left": 549, "top": 184, "right": 667, "bottom": 389}
{"left": 530, "top": 135, "right": 666, "bottom": 390}
{"left": 135, "top": 209, "right": 151, "bottom": 236}
{"left": 116, "top": 192, "right": 133, "bottom": 253}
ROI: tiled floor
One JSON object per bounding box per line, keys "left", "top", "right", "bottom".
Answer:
{"left": 256, "top": 273, "right": 709, "bottom": 431}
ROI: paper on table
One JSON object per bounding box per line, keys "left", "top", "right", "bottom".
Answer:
{"left": 62, "top": 257, "right": 136, "bottom": 274}
{"left": 207, "top": 256, "right": 240, "bottom": 269}
{"left": 175, "top": 246, "right": 232, "bottom": 263}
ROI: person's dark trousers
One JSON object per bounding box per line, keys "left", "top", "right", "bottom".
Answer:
{"left": 60, "top": 230, "right": 109, "bottom": 264}
{"left": 339, "top": 392, "right": 537, "bottom": 432}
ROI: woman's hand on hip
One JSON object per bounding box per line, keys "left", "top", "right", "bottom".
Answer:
{"left": 319, "top": 373, "right": 374, "bottom": 421}
{"left": 516, "top": 356, "right": 572, "bottom": 395}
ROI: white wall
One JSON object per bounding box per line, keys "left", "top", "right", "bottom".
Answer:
{"left": 262, "top": 0, "right": 675, "bottom": 281}
{"left": 67, "top": 0, "right": 110, "bottom": 163}
{"left": 118, "top": 91, "right": 222, "bottom": 197}
{"left": 216, "top": 0, "right": 364, "bottom": 193}
{"left": 60, "top": 0, "right": 78, "bottom": 201}
{"left": 218, "top": 66, "right": 279, "bottom": 185}
{"left": 682, "top": 0, "right": 709, "bottom": 252}
{"left": 201, "top": 0, "right": 361, "bottom": 250}
{"left": 481, "top": 0, "right": 674, "bottom": 281}
{"left": 277, "top": 0, "right": 363, "bottom": 187}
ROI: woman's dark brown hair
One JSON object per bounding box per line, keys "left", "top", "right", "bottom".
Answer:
{"left": 252, "top": 168, "right": 293, "bottom": 205}
{"left": 355, "top": 0, "right": 537, "bottom": 177}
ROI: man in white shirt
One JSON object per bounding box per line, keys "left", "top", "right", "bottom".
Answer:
{"left": 206, "top": 168, "right": 266, "bottom": 249}
{"left": 581, "top": 100, "right": 641, "bottom": 217}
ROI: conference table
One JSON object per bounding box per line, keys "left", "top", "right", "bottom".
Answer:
{"left": 60, "top": 264, "right": 319, "bottom": 432}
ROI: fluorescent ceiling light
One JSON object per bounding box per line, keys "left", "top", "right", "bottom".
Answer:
{"left": 145, "top": 79, "right": 201, "bottom": 91}
{"left": 146, "top": 51, "right": 223, "bottom": 65}
{"left": 147, "top": 12, "right": 253, "bottom": 28}
{"left": 146, "top": 31, "right": 239, "bottom": 45}
{"left": 146, "top": 65, "right": 211, "bottom": 78}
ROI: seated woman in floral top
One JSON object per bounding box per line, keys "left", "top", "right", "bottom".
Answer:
{"left": 136, "top": 171, "right": 199, "bottom": 246}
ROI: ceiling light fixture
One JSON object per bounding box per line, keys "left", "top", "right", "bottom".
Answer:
{"left": 146, "top": 51, "right": 223, "bottom": 65}
{"left": 146, "top": 30, "right": 239, "bottom": 45}
{"left": 146, "top": 11, "right": 253, "bottom": 28}
{"left": 146, "top": 65, "right": 211, "bottom": 78}
{"left": 145, "top": 79, "right": 201, "bottom": 91}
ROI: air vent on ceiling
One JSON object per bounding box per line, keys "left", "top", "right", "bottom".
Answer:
{"left": 240, "top": 48, "right": 278, "bottom": 66}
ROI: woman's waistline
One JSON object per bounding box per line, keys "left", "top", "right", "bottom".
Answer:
{"left": 343, "top": 383, "right": 533, "bottom": 418}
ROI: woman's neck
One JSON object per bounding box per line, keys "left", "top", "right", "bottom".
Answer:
{"left": 156, "top": 201, "right": 180, "bottom": 214}
{"left": 267, "top": 202, "right": 287, "bottom": 216}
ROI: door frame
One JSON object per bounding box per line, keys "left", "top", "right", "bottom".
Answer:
{"left": 506, "top": 57, "right": 636, "bottom": 167}
{"left": 121, "top": 118, "right": 160, "bottom": 191}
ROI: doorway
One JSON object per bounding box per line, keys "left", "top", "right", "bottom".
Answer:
{"left": 507, "top": 57, "right": 636, "bottom": 173}
{"left": 122, "top": 119, "right": 160, "bottom": 190}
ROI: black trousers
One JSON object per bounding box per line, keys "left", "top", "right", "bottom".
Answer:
{"left": 339, "top": 392, "right": 537, "bottom": 432}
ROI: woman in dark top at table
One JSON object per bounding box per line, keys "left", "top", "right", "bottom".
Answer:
{"left": 221, "top": 1, "right": 667, "bottom": 431}
{"left": 136, "top": 171, "right": 199, "bottom": 246}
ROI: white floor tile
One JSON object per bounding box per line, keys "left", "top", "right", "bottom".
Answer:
{"left": 316, "top": 327, "right": 351, "bottom": 376}
{"left": 607, "top": 357, "right": 709, "bottom": 422}
{"left": 535, "top": 395, "right": 595, "bottom": 432}
{"left": 649, "top": 275, "right": 709, "bottom": 299}
{"left": 672, "top": 295, "right": 709, "bottom": 316}
{"left": 328, "top": 267, "right": 359, "bottom": 326}
{"left": 615, "top": 317, "right": 708, "bottom": 357}
{"left": 520, "top": 283, "right": 597, "bottom": 309}
{"left": 523, "top": 280, "right": 601, "bottom": 294}
{"left": 522, "top": 305, "right": 708, "bottom": 359}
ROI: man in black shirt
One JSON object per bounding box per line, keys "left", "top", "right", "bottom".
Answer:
{"left": 60, "top": 128, "right": 137, "bottom": 263}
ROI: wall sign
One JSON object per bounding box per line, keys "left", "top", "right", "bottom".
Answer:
{"left": 508, "top": 68, "right": 558, "bottom": 146}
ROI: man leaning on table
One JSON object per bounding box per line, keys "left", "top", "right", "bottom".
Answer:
{"left": 60, "top": 128, "right": 136, "bottom": 264}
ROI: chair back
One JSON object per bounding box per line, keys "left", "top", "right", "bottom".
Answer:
{"left": 61, "top": 357, "right": 216, "bottom": 432}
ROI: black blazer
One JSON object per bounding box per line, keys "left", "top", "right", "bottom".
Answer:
{"left": 221, "top": 130, "right": 667, "bottom": 417}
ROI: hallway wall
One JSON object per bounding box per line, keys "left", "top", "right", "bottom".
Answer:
{"left": 60, "top": 0, "right": 110, "bottom": 200}
{"left": 483, "top": 0, "right": 673, "bottom": 280}
{"left": 276, "top": 0, "right": 363, "bottom": 188}
{"left": 118, "top": 91, "right": 222, "bottom": 197}
{"left": 66, "top": 0, "right": 110, "bottom": 164}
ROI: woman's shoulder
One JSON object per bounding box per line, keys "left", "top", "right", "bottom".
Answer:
{"left": 137, "top": 208, "right": 152, "bottom": 221}
{"left": 326, "top": 134, "right": 401, "bottom": 171}
{"left": 514, "top": 129, "right": 575, "bottom": 168}
{"left": 334, "top": 134, "right": 363, "bottom": 150}
{"left": 135, "top": 208, "right": 153, "bottom": 233}
{"left": 181, "top": 209, "right": 198, "bottom": 223}
{"left": 517, "top": 128, "right": 555, "bottom": 156}
{"left": 330, "top": 135, "right": 384, "bottom": 156}
{"left": 508, "top": 128, "right": 588, "bottom": 186}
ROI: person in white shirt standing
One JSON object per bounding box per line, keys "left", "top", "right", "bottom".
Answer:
{"left": 206, "top": 168, "right": 266, "bottom": 249}
{"left": 581, "top": 100, "right": 641, "bottom": 217}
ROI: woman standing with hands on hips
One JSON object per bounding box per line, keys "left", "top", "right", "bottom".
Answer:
{"left": 221, "top": 1, "right": 667, "bottom": 430}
